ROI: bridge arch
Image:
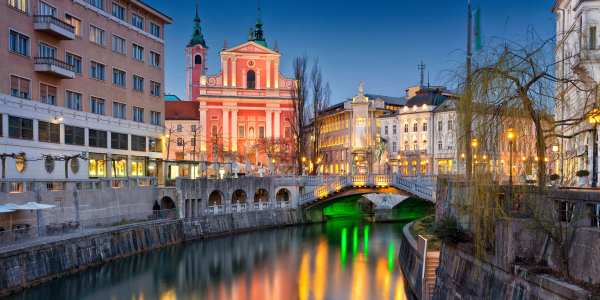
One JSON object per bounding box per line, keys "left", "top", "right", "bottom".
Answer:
{"left": 160, "top": 196, "right": 175, "bottom": 209}
{"left": 254, "top": 189, "right": 269, "bottom": 203}
{"left": 275, "top": 188, "right": 291, "bottom": 202}
{"left": 232, "top": 189, "right": 246, "bottom": 204}
{"left": 208, "top": 190, "right": 224, "bottom": 206}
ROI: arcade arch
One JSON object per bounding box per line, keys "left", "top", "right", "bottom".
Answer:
{"left": 254, "top": 189, "right": 268, "bottom": 203}
{"left": 208, "top": 190, "right": 224, "bottom": 206}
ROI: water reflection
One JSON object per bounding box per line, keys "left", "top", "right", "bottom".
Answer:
{"left": 7, "top": 218, "right": 416, "bottom": 300}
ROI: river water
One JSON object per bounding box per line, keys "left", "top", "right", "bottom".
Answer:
{"left": 7, "top": 217, "right": 416, "bottom": 300}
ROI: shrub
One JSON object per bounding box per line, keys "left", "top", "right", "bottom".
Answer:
{"left": 549, "top": 174, "right": 560, "bottom": 181}
{"left": 576, "top": 170, "right": 590, "bottom": 177}
{"left": 432, "top": 214, "right": 466, "bottom": 243}
{"left": 409, "top": 215, "right": 440, "bottom": 250}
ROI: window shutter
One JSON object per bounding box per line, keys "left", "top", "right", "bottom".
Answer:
{"left": 48, "top": 85, "right": 56, "bottom": 98}
{"left": 21, "top": 78, "right": 30, "bottom": 95}
{"left": 11, "top": 76, "right": 18, "bottom": 91}
{"left": 50, "top": 123, "right": 60, "bottom": 143}
{"left": 38, "top": 121, "right": 49, "bottom": 141}
{"left": 40, "top": 84, "right": 47, "bottom": 100}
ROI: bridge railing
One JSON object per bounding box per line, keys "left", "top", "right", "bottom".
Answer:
{"left": 398, "top": 175, "right": 437, "bottom": 183}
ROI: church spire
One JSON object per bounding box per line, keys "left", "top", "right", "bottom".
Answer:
{"left": 223, "top": 37, "right": 227, "bottom": 50}
{"left": 187, "top": 3, "right": 207, "bottom": 48}
{"left": 250, "top": 4, "right": 267, "bottom": 47}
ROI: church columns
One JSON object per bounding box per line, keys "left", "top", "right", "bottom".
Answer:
{"left": 266, "top": 110, "right": 273, "bottom": 138}
{"left": 200, "top": 108, "right": 208, "bottom": 152}
{"left": 223, "top": 108, "right": 230, "bottom": 151}
{"left": 231, "top": 57, "right": 237, "bottom": 87}
{"left": 274, "top": 110, "right": 281, "bottom": 138}
{"left": 266, "top": 59, "right": 271, "bottom": 88}
{"left": 242, "top": 67, "right": 247, "bottom": 88}
{"left": 256, "top": 67, "right": 261, "bottom": 89}
{"left": 231, "top": 109, "right": 238, "bottom": 151}
{"left": 222, "top": 57, "right": 228, "bottom": 87}
{"left": 274, "top": 59, "right": 280, "bottom": 89}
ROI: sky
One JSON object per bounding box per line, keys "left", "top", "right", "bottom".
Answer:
{"left": 148, "top": 0, "right": 557, "bottom": 102}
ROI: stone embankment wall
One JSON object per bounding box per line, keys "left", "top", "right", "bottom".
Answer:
{"left": 398, "top": 221, "right": 424, "bottom": 299}
{"left": 434, "top": 241, "right": 591, "bottom": 300}
{"left": 0, "top": 209, "right": 324, "bottom": 296}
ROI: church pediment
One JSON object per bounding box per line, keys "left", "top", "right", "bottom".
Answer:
{"left": 222, "top": 41, "right": 279, "bottom": 55}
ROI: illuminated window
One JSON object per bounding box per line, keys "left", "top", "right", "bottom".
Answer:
{"left": 404, "top": 123, "right": 408, "bottom": 133}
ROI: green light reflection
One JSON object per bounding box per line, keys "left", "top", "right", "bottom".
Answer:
{"left": 341, "top": 228, "right": 347, "bottom": 268}
{"left": 388, "top": 243, "right": 394, "bottom": 272}
{"left": 352, "top": 226, "right": 358, "bottom": 261}
{"left": 364, "top": 225, "right": 369, "bottom": 259}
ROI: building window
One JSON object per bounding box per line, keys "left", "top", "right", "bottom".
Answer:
{"left": 111, "top": 3, "right": 125, "bottom": 20}
{"left": 190, "top": 125, "right": 197, "bottom": 132}
{"left": 91, "top": 97, "right": 105, "bottom": 115}
{"left": 177, "top": 124, "right": 182, "bottom": 132}
{"left": 38, "top": 1, "right": 56, "bottom": 16}
{"left": 9, "top": 30, "right": 29, "bottom": 56}
{"left": 393, "top": 125, "right": 397, "bottom": 134}
{"left": 64, "top": 14, "right": 81, "bottom": 37}
{"left": 132, "top": 13, "right": 143, "bottom": 29}
{"left": 132, "top": 44, "right": 144, "bottom": 61}
{"left": 111, "top": 132, "right": 128, "bottom": 150}
{"left": 38, "top": 121, "right": 60, "bottom": 143}
{"left": 112, "top": 102, "right": 126, "bottom": 119}
{"left": 413, "top": 140, "right": 418, "bottom": 150}
{"left": 384, "top": 126, "right": 388, "bottom": 134}
{"left": 239, "top": 125, "right": 245, "bottom": 138}
{"left": 438, "top": 141, "right": 442, "bottom": 150}
{"left": 448, "top": 120, "right": 453, "bottom": 130}
{"left": 90, "top": 61, "right": 105, "bottom": 80}
{"left": 10, "top": 75, "right": 30, "bottom": 99}
{"left": 176, "top": 137, "right": 183, "bottom": 146}
{"left": 285, "top": 126, "right": 291, "bottom": 139}
{"left": 149, "top": 138, "right": 162, "bottom": 152}
{"left": 150, "top": 51, "right": 161, "bottom": 67}
{"left": 247, "top": 70, "right": 256, "bottom": 89}
{"left": 423, "top": 140, "right": 427, "bottom": 150}
{"left": 150, "top": 111, "right": 161, "bottom": 125}
{"left": 38, "top": 42, "right": 56, "bottom": 58}
{"left": 259, "top": 126, "right": 265, "bottom": 138}
{"left": 591, "top": 27, "right": 597, "bottom": 49}
{"left": 392, "top": 142, "right": 397, "bottom": 152}
{"left": 65, "top": 53, "right": 82, "bottom": 74}
{"left": 89, "top": 129, "right": 107, "bottom": 148}
{"left": 131, "top": 135, "right": 146, "bottom": 151}
{"left": 8, "top": 0, "right": 29, "bottom": 13}
{"left": 151, "top": 81, "right": 161, "bottom": 96}
{"left": 133, "top": 75, "right": 144, "bottom": 92}
{"left": 133, "top": 107, "right": 143, "bottom": 122}
{"left": 113, "top": 69, "right": 126, "bottom": 87}
{"left": 423, "top": 121, "right": 428, "bottom": 131}
{"left": 413, "top": 122, "right": 418, "bottom": 132}
{"left": 89, "top": 0, "right": 104, "bottom": 10}
{"left": 150, "top": 23, "right": 160, "bottom": 38}
{"left": 89, "top": 25, "right": 106, "bottom": 46}
{"left": 39, "top": 83, "right": 57, "bottom": 105}
{"left": 404, "top": 123, "right": 408, "bottom": 133}
{"left": 438, "top": 121, "right": 443, "bottom": 131}
{"left": 404, "top": 140, "right": 409, "bottom": 150}
{"left": 195, "top": 54, "right": 202, "bottom": 65}
{"left": 64, "top": 125, "right": 85, "bottom": 145}
{"left": 112, "top": 35, "right": 126, "bottom": 55}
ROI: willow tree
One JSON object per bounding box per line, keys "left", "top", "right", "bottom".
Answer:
{"left": 443, "top": 28, "right": 599, "bottom": 266}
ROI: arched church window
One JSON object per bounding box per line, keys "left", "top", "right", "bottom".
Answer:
{"left": 247, "top": 70, "right": 256, "bottom": 89}
{"left": 195, "top": 55, "right": 202, "bottom": 66}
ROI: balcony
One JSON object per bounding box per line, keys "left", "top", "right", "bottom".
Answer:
{"left": 33, "top": 15, "right": 75, "bottom": 40}
{"left": 34, "top": 57, "right": 75, "bottom": 79}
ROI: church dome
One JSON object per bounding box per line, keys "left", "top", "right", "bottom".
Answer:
{"left": 187, "top": 6, "right": 207, "bottom": 48}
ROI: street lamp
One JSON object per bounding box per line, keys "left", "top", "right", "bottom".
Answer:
{"left": 507, "top": 127, "right": 515, "bottom": 186}
{"left": 471, "top": 138, "right": 478, "bottom": 148}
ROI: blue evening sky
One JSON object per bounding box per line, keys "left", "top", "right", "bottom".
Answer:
{"left": 148, "top": 0, "right": 556, "bottom": 102}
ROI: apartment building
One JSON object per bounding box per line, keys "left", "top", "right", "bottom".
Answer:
{"left": 0, "top": 0, "right": 172, "bottom": 180}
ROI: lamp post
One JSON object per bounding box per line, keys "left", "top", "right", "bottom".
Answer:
{"left": 507, "top": 128, "right": 515, "bottom": 186}
{"left": 588, "top": 109, "right": 600, "bottom": 187}
{"left": 471, "top": 139, "right": 477, "bottom": 175}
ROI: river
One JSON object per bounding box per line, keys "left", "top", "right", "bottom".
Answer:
{"left": 6, "top": 217, "right": 416, "bottom": 300}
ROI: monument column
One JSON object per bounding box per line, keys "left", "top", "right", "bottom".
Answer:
{"left": 200, "top": 107, "right": 208, "bottom": 153}
{"left": 231, "top": 109, "right": 238, "bottom": 151}
{"left": 266, "top": 110, "right": 273, "bottom": 138}
{"left": 274, "top": 110, "right": 281, "bottom": 138}
{"left": 223, "top": 108, "right": 230, "bottom": 150}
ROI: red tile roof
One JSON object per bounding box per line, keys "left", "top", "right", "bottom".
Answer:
{"left": 165, "top": 101, "right": 199, "bottom": 120}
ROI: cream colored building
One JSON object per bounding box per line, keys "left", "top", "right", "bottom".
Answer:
{"left": 0, "top": 0, "right": 172, "bottom": 180}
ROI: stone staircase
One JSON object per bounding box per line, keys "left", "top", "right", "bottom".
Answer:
{"left": 423, "top": 251, "right": 439, "bottom": 300}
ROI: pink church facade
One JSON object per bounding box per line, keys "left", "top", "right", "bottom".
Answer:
{"left": 185, "top": 9, "right": 295, "bottom": 165}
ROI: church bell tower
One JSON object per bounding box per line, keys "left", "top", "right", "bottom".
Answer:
{"left": 186, "top": 4, "right": 208, "bottom": 101}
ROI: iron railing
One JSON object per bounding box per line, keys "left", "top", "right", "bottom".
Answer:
{"left": 35, "top": 57, "right": 76, "bottom": 72}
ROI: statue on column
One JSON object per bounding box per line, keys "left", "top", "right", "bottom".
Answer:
{"left": 375, "top": 136, "right": 388, "bottom": 164}
{"left": 358, "top": 81, "right": 364, "bottom": 94}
